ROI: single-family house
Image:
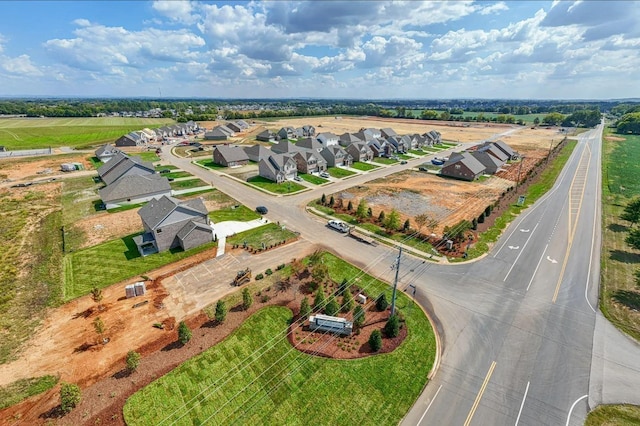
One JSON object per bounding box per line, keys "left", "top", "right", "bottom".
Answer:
{"left": 339, "top": 133, "right": 363, "bottom": 147}
{"left": 362, "top": 128, "right": 382, "bottom": 139}
{"left": 292, "top": 150, "right": 327, "bottom": 174}
{"left": 440, "top": 152, "right": 486, "bottom": 181}
{"left": 471, "top": 150, "right": 503, "bottom": 175}
{"left": 367, "top": 139, "right": 383, "bottom": 157}
{"left": 95, "top": 144, "right": 123, "bottom": 162}
{"left": 226, "top": 122, "right": 243, "bottom": 133}
{"left": 97, "top": 151, "right": 156, "bottom": 185}
{"left": 296, "top": 137, "right": 323, "bottom": 153}
{"left": 244, "top": 144, "right": 271, "bottom": 162}
{"left": 235, "top": 120, "right": 250, "bottom": 130}
{"left": 213, "top": 146, "right": 250, "bottom": 167}
{"left": 386, "top": 136, "right": 406, "bottom": 153}
{"left": 476, "top": 142, "right": 509, "bottom": 163}
{"left": 316, "top": 132, "right": 339, "bottom": 147}
{"left": 320, "top": 145, "right": 353, "bottom": 167}
{"left": 141, "top": 128, "right": 157, "bottom": 142}
{"left": 98, "top": 174, "right": 171, "bottom": 209}
{"left": 424, "top": 130, "right": 442, "bottom": 145}
{"left": 492, "top": 140, "right": 517, "bottom": 160}
{"left": 114, "top": 133, "right": 140, "bottom": 147}
{"left": 271, "top": 140, "right": 300, "bottom": 155}
{"left": 380, "top": 128, "right": 398, "bottom": 139}
{"left": 259, "top": 154, "right": 298, "bottom": 183}
{"left": 133, "top": 195, "right": 214, "bottom": 256}
{"left": 302, "top": 125, "right": 315, "bottom": 137}
{"left": 277, "top": 127, "right": 298, "bottom": 141}
{"left": 256, "top": 129, "right": 276, "bottom": 142}
{"left": 204, "top": 127, "right": 230, "bottom": 141}
{"left": 346, "top": 142, "right": 374, "bottom": 162}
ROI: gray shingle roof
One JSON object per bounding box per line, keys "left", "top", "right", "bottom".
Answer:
{"left": 214, "top": 145, "right": 249, "bottom": 162}
{"left": 444, "top": 152, "right": 486, "bottom": 175}
{"left": 138, "top": 195, "right": 208, "bottom": 230}
{"left": 176, "top": 220, "right": 213, "bottom": 241}
{"left": 99, "top": 174, "right": 171, "bottom": 203}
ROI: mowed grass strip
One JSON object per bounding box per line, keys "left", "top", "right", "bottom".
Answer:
{"left": 226, "top": 223, "right": 298, "bottom": 250}
{"left": 0, "top": 117, "right": 173, "bottom": 150}
{"left": 600, "top": 129, "right": 640, "bottom": 341}
{"left": 585, "top": 404, "right": 640, "bottom": 426}
{"left": 327, "top": 167, "right": 356, "bottom": 178}
{"left": 64, "top": 234, "right": 216, "bottom": 300}
{"left": 194, "top": 159, "right": 225, "bottom": 170}
{"left": 350, "top": 162, "right": 379, "bottom": 171}
{"left": 372, "top": 157, "right": 398, "bottom": 165}
{"left": 169, "top": 178, "right": 209, "bottom": 190}
{"left": 246, "top": 176, "right": 305, "bottom": 194}
{"left": 124, "top": 253, "right": 435, "bottom": 426}
{"left": 0, "top": 375, "right": 59, "bottom": 410}
{"left": 209, "top": 205, "right": 260, "bottom": 222}
{"left": 298, "top": 173, "right": 328, "bottom": 184}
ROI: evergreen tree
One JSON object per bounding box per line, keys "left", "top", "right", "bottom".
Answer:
{"left": 378, "top": 210, "right": 386, "bottom": 223}
{"left": 369, "top": 329, "right": 382, "bottom": 352}
{"left": 329, "top": 195, "right": 335, "bottom": 207}
{"left": 384, "top": 314, "right": 400, "bottom": 338}
{"left": 178, "top": 321, "right": 192, "bottom": 345}
{"left": 376, "top": 293, "right": 389, "bottom": 311}
{"left": 356, "top": 199, "right": 368, "bottom": 220}
{"left": 321, "top": 193, "right": 327, "bottom": 205}
{"left": 353, "top": 304, "right": 366, "bottom": 328}
{"left": 215, "top": 300, "right": 227, "bottom": 323}
{"left": 347, "top": 200, "right": 353, "bottom": 211}
{"left": 60, "top": 382, "right": 81, "bottom": 413}
{"left": 313, "top": 286, "right": 326, "bottom": 311}
{"left": 300, "top": 297, "right": 311, "bottom": 320}
{"left": 126, "top": 350, "right": 141, "bottom": 372}
{"left": 621, "top": 197, "right": 640, "bottom": 225}
{"left": 626, "top": 227, "right": 640, "bottom": 251}
{"left": 341, "top": 290, "right": 354, "bottom": 313}
{"left": 242, "top": 288, "right": 253, "bottom": 311}
{"left": 325, "top": 295, "right": 340, "bottom": 316}
{"left": 403, "top": 218, "right": 411, "bottom": 232}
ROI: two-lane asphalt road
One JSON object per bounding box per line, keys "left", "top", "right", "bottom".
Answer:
{"left": 162, "top": 126, "right": 640, "bottom": 425}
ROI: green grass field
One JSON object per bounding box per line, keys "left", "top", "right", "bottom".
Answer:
{"left": 0, "top": 375, "right": 59, "bottom": 410}
{"left": 209, "top": 205, "right": 261, "bottom": 223}
{"left": 0, "top": 117, "right": 173, "bottom": 150}
{"left": 124, "top": 252, "right": 435, "bottom": 426}
{"left": 226, "top": 223, "right": 298, "bottom": 250}
{"left": 600, "top": 129, "right": 640, "bottom": 342}
{"left": 350, "top": 162, "right": 379, "bottom": 171}
{"left": 194, "top": 159, "right": 228, "bottom": 170}
{"left": 327, "top": 167, "right": 356, "bottom": 178}
{"left": 64, "top": 234, "right": 216, "bottom": 301}
{"left": 169, "top": 178, "right": 209, "bottom": 190}
{"left": 246, "top": 176, "right": 305, "bottom": 194}
{"left": 298, "top": 173, "right": 328, "bottom": 184}
{"left": 137, "top": 152, "right": 160, "bottom": 162}
{"left": 372, "top": 157, "right": 398, "bottom": 165}
{"left": 164, "top": 171, "right": 192, "bottom": 179}
{"left": 585, "top": 404, "right": 640, "bottom": 426}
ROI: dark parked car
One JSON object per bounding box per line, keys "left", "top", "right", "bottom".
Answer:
{"left": 159, "top": 169, "right": 171, "bottom": 174}
{"left": 256, "top": 206, "right": 268, "bottom": 215}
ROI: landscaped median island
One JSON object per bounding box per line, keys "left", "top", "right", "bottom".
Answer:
{"left": 124, "top": 251, "right": 436, "bottom": 426}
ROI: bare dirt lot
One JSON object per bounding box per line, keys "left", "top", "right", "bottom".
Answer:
{"left": 0, "top": 154, "right": 93, "bottom": 182}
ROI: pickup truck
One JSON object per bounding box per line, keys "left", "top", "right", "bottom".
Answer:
{"left": 327, "top": 219, "right": 350, "bottom": 233}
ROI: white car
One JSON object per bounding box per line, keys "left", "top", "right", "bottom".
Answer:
{"left": 319, "top": 172, "right": 330, "bottom": 178}
{"left": 327, "top": 219, "right": 350, "bottom": 233}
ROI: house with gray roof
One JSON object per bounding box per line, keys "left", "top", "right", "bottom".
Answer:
{"left": 95, "top": 144, "right": 123, "bottom": 162}
{"left": 292, "top": 150, "right": 327, "bottom": 174}
{"left": 424, "top": 130, "right": 442, "bottom": 145}
{"left": 338, "top": 133, "right": 363, "bottom": 147}
{"left": 367, "top": 139, "right": 383, "bottom": 157}
{"left": 492, "top": 140, "right": 517, "bottom": 160}
{"left": 296, "top": 137, "right": 323, "bottom": 153}
{"left": 256, "top": 129, "right": 276, "bottom": 142}
{"left": 213, "top": 145, "right": 250, "bottom": 167}
{"left": 226, "top": 122, "right": 243, "bottom": 133}
{"left": 320, "top": 145, "right": 353, "bottom": 167}
{"left": 317, "top": 132, "right": 339, "bottom": 147}
{"left": 277, "top": 127, "right": 304, "bottom": 141}
{"left": 115, "top": 133, "right": 141, "bottom": 147}
{"left": 440, "top": 152, "right": 486, "bottom": 181}
{"left": 134, "top": 195, "right": 214, "bottom": 256}
{"left": 302, "top": 125, "right": 315, "bottom": 137}
{"left": 258, "top": 154, "right": 297, "bottom": 183}
{"left": 476, "top": 142, "right": 509, "bottom": 163}
{"left": 470, "top": 150, "right": 503, "bottom": 174}
{"left": 99, "top": 174, "right": 171, "bottom": 209}
{"left": 380, "top": 128, "right": 398, "bottom": 139}
{"left": 97, "top": 151, "right": 155, "bottom": 185}
{"left": 346, "top": 142, "right": 374, "bottom": 162}
{"left": 244, "top": 144, "right": 271, "bottom": 162}
{"left": 204, "top": 127, "right": 230, "bottom": 141}
{"left": 271, "top": 140, "right": 300, "bottom": 155}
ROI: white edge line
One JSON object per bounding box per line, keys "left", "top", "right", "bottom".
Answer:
{"left": 504, "top": 222, "right": 540, "bottom": 282}
{"left": 527, "top": 245, "right": 548, "bottom": 291}
{"left": 417, "top": 384, "right": 443, "bottom": 425}
{"left": 515, "top": 381, "right": 530, "bottom": 426}
{"left": 584, "top": 136, "right": 599, "bottom": 313}
{"left": 565, "top": 394, "right": 588, "bottom": 426}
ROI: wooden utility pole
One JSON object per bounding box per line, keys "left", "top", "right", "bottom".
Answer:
{"left": 390, "top": 247, "right": 402, "bottom": 316}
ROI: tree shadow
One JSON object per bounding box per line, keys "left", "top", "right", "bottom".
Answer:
{"left": 608, "top": 223, "right": 629, "bottom": 233}
{"left": 612, "top": 290, "right": 640, "bottom": 311}
{"left": 161, "top": 341, "right": 183, "bottom": 352}
{"left": 609, "top": 249, "right": 640, "bottom": 264}
{"left": 112, "top": 368, "right": 132, "bottom": 379}
{"left": 230, "top": 304, "right": 246, "bottom": 313}
{"left": 39, "top": 405, "right": 64, "bottom": 419}
{"left": 73, "top": 342, "right": 93, "bottom": 353}
{"left": 72, "top": 307, "right": 94, "bottom": 319}
{"left": 201, "top": 319, "right": 219, "bottom": 328}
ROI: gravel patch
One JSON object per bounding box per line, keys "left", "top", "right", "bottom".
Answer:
{"left": 367, "top": 190, "right": 451, "bottom": 217}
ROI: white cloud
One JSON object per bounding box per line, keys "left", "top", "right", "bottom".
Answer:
{"left": 152, "top": 0, "right": 197, "bottom": 25}
{"left": 1, "top": 54, "right": 43, "bottom": 76}
{"left": 479, "top": 2, "right": 509, "bottom": 16}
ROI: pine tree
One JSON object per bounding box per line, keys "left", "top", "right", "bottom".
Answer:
{"left": 300, "top": 297, "right": 311, "bottom": 320}
{"left": 60, "top": 382, "right": 81, "bottom": 413}
{"left": 384, "top": 314, "right": 400, "bottom": 337}
{"left": 215, "top": 300, "right": 227, "bottom": 323}
{"left": 126, "top": 350, "right": 141, "bottom": 372}
{"left": 353, "top": 304, "right": 366, "bottom": 328}
{"left": 376, "top": 293, "right": 389, "bottom": 311}
{"left": 369, "top": 329, "right": 382, "bottom": 352}
{"left": 321, "top": 193, "right": 327, "bottom": 205}
{"left": 325, "top": 295, "right": 340, "bottom": 316}
{"left": 341, "top": 290, "right": 354, "bottom": 313}
{"left": 313, "top": 286, "right": 326, "bottom": 311}
{"left": 242, "top": 288, "right": 253, "bottom": 311}
{"left": 178, "top": 321, "right": 192, "bottom": 345}
{"left": 378, "top": 210, "right": 386, "bottom": 223}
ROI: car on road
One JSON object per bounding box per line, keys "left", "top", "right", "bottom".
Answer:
{"left": 400, "top": 160, "right": 408, "bottom": 165}
{"left": 293, "top": 175, "right": 302, "bottom": 182}
{"left": 256, "top": 206, "right": 268, "bottom": 215}
{"left": 319, "top": 172, "right": 330, "bottom": 178}
{"left": 327, "top": 219, "right": 350, "bottom": 233}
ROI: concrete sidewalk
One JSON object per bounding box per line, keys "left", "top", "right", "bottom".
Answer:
{"left": 214, "top": 218, "right": 270, "bottom": 257}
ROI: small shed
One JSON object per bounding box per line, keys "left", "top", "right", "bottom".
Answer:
{"left": 134, "top": 282, "right": 146, "bottom": 296}
{"left": 308, "top": 314, "right": 353, "bottom": 336}
{"left": 125, "top": 284, "right": 136, "bottom": 299}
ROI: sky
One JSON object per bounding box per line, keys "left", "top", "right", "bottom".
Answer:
{"left": 0, "top": 0, "right": 638, "bottom": 100}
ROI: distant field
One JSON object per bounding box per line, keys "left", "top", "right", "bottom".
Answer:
{"left": 0, "top": 117, "right": 174, "bottom": 150}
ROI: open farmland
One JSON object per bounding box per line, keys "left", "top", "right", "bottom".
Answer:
{"left": 0, "top": 117, "right": 174, "bottom": 150}
{"left": 333, "top": 170, "right": 514, "bottom": 233}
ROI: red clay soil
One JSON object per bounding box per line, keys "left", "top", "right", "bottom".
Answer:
{"left": 1, "top": 276, "right": 404, "bottom": 426}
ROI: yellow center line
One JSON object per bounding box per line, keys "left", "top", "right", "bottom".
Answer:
{"left": 464, "top": 361, "right": 497, "bottom": 426}
{"left": 552, "top": 147, "right": 591, "bottom": 303}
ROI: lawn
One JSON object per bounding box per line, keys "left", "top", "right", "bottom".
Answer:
{"left": 600, "top": 129, "right": 640, "bottom": 341}
{"left": 462, "top": 139, "right": 578, "bottom": 261}
{"left": 298, "top": 173, "right": 329, "bottom": 184}
{"left": 169, "top": 178, "right": 209, "bottom": 190}
{"left": 327, "top": 167, "right": 356, "bottom": 178}
{"left": 164, "top": 171, "right": 192, "bottom": 179}
{"left": 0, "top": 375, "right": 59, "bottom": 410}
{"left": 373, "top": 157, "right": 398, "bottom": 165}
{"left": 226, "top": 223, "right": 298, "bottom": 250}
{"left": 350, "top": 162, "right": 380, "bottom": 171}
{"left": 209, "top": 205, "right": 261, "bottom": 222}
{"left": 124, "top": 252, "right": 436, "bottom": 426}
{"left": 155, "top": 164, "right": 178, "bottom": 171}
{"left": 0, "top": 117, "right": 173, "bottom": 150}
{"left": 194, "top": 159, "right": 226, "bottom": 170}
{"left": 61, "top": 176, "right": 103, "bottom": 251}
{"left": 246, "top": 176, "right": 305, "bottom": 194}
{"left": 585, "top": 404, "right": 640, "bottom": 426}
{"left": 409, "top": 149, "right": 425, "bottom": 156}
{"left": 64, "top": 234, "right": 216, "bottom": 301}
{"left": 398, "top": 154, "right": 413, "bottom": 160}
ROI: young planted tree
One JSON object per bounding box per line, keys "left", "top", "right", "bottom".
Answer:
{"left": 324, "top": 295, "right": 340, "bottom": 317}
{"left": 369, "top": 329, "right": 382, "bottom": 352}
{"left": 367, "top": 207, "right": 373, "bottom": 218}
{"left": 336, "top": 278, "right": 349, "bottom": 297}
{"left": 347, "top": 200, "right": 353, "bottom": 211}
{"left": 353, "top": 304, "right": 366, "bottom": 328}
{"left": 384, "top": 209, "right": 401, "bottom": 231}
{"left": 91, "top": 287, "right": 104, "bottom": 311}
{"left": 60, "top": 382, "right": 81, "bottom": 414}
{"left": 299, "top": 297, "right": 311, "bottom": 320}
{"left": 384, "top": 314, "right": 400, "bottom": 338}
{"left": 93, "top": 317, "right": 105, "bottom": 344}
{"left": 215, "top": 300, "right": 227, "bottom": 324}
{"left": 321, "top": 193, "right": 327, "bottom": 205}
{"left": 311, "top": 263, "right": 329, "bottom": 286}
{"left": 313, "top": 286, "right": 326, "bottom": 311}
{"left": 376, "top": 293, "right": 389, "bottom": 311}
{"left": 356, "top": 199, "right": 368, "bottom": 220}
{"left": 329, "top": 195, "right": 335, "bottom": 207}
{"left": 378, "top": 210, "right": 386, "bottom": 223}
{"left": 242, "top": 288, "right": 253, "bottom": 311}
{"left": 341, "top": 290, "right": 354, "bottom": 313}
{"left": 126, "top": 350, "right": 141, "bottom": 372}
{"left": 178, "top": 321, "right": 192, "bottom": 345}
{"left": 403, "top": 218, "right": 411, "bottom": 232}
